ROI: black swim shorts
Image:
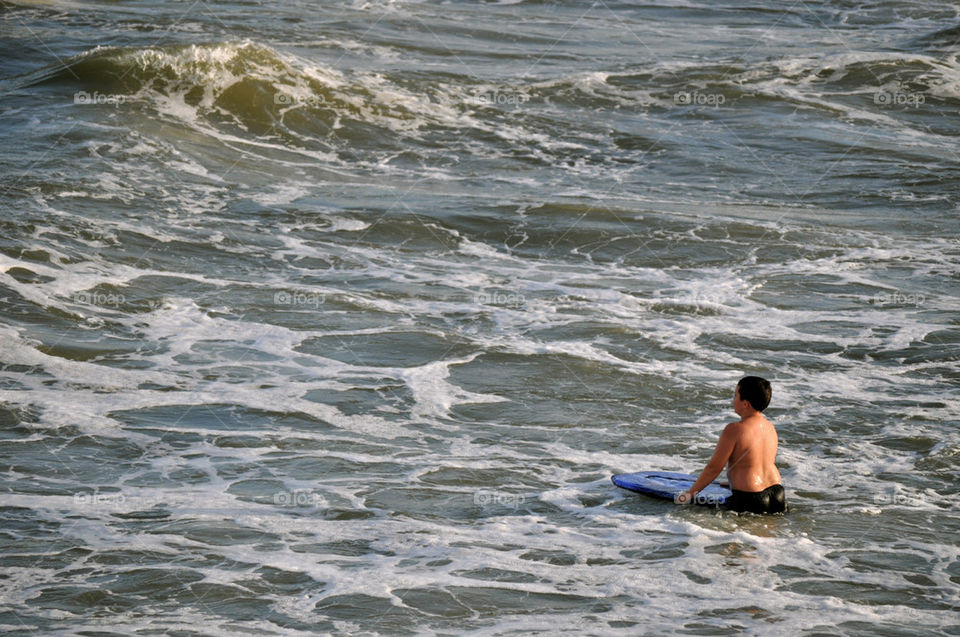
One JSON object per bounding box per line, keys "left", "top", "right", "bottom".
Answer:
{"left": 727, "top": 484, "right": 786, "bottom": 514}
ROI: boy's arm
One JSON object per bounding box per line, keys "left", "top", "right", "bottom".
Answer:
{"left": 675, "top": 423, "right": 737, "bottom": 504}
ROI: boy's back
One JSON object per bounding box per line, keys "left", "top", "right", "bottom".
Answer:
{"left": 676, "top": 376, "right": 786, "bottom": 514}
{"left": 725, "top": 412, "right": 781, "bottom": 492}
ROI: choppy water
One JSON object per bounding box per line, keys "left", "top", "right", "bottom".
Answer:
{"left": 1, "top": 0, "right": 959, "bottom": 634}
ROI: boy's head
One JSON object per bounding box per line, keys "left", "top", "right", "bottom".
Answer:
{"left": 737, "top": 376, "right": 771, "bottom": 412}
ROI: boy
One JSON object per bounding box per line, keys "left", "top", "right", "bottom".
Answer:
{"left": 675, "top": 376, "right": 786, "bottom": 514}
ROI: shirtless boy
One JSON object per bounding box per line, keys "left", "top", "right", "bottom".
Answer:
{"left": 675, "top": 376, "right": 786, "bottom": 514}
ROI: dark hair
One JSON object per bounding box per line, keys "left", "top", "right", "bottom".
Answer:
{"left": 737, "top": 376, "right": 771, "bottom": 411}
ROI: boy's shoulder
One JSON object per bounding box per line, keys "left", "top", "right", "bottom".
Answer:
{"left": 721, "top": 420, "right": 747, "bottom": 438}
{"left": 724, "top": 416, "right": 769, "bottom": 435}
{"left": 730, "top": 415, "right": 776, "bottom": 437}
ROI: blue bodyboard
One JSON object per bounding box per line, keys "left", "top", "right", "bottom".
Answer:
{"left": 612, "top": 471, "right": 731, "bottom": 506}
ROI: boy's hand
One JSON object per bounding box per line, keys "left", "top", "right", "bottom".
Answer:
{"left": 674, "top": 491, "right": 693, "bottom": 505}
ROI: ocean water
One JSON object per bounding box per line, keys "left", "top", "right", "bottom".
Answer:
{"left": 1, "top": 0, "right": 959, "bottom": 634}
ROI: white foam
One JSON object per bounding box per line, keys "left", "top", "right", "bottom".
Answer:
{"left": 325, "top": 216, "right": 370, "bottom": 232}
{"left": 401, "top": 357, "right": 508, "bottom": 420}
{"left": 248, "top": 182, "right": 311, "bottom": 206}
